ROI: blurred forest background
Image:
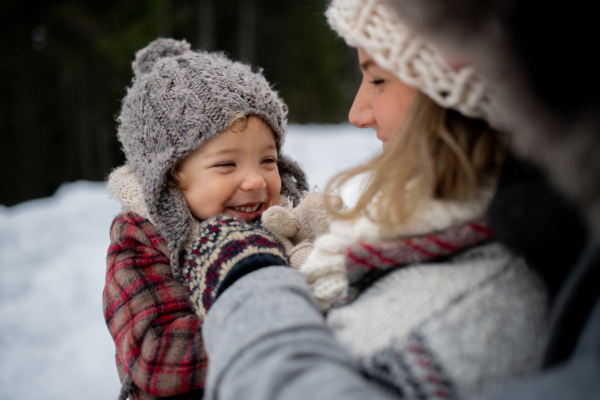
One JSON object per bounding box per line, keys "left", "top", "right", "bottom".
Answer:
{"left": 0, "top": 0, "right": 360, "bottom": 206}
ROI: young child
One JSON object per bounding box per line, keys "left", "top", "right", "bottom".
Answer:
{"left": 103, "top": 38, "right": 307, "bottom": 400}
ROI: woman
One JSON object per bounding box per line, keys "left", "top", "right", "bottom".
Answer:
{"left": 182, "top": 1, "right": 548, "bottom": 399}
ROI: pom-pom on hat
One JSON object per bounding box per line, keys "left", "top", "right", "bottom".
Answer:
{"left": 326, "top": 0, "right": 494, "bottom": 120}
{"left": 116, "top": 38, "right": 308, "bottom": 281}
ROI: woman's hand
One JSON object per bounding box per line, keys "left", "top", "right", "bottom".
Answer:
{"left": 183, "top": 215, "right": 289, "bottom": 319}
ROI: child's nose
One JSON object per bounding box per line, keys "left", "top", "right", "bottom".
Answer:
{"left": 240, "top": 170, "right": 267, "bottom": 191}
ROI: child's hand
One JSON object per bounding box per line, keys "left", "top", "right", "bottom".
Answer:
{"left": 262, "top": 193, "right": 344, "bottom": 269}
{"left": 184, "top": 215, "right": 289, "bottom": 319}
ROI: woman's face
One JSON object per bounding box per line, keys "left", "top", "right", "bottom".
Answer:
{"left": 349, "top": 48, "right": 417, "bottom": 144}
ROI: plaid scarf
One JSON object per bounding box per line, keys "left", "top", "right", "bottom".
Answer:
{"left": 342, "top": 217, "right": 494, "bottom": 302}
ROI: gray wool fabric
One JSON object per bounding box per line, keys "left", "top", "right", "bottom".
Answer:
{"left": 200, "top": 244, "right": 548, "bottom": 400}
{"left": 116, "top": 38, "right": 307, "bottom": 281}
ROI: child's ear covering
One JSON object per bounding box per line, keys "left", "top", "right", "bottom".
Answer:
{"left": 167, "top": 170, "right": 189, "bottom": 191}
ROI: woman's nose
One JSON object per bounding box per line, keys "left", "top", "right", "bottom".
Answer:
{"left": 348, "top": 82, "right": 374, "bottom": 128}
{"left": 240, "top": 170, "right": 267, "bottom": 191}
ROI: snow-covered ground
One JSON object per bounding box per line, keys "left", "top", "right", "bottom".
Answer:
{"left": 0, "top": 124, "right": 380, "bottom": 400}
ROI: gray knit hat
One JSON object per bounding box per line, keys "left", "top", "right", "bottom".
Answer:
{"left": 116, "top": 38, "right": 308, "bottom": 280}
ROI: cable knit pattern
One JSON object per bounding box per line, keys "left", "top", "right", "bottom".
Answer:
{"left": 326, "top": 0, "right": 494, "bottom": 120}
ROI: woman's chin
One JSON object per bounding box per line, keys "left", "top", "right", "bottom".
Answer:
{"left": 376, "top": 133, "right": 390, "bottom": 144}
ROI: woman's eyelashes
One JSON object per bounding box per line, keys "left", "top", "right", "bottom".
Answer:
{"left": 370, "top": 78, "right": 385, "bottom": 85}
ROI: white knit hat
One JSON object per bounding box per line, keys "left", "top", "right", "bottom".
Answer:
{"left": 326, "top": 0, "right": 494, "bottom": 120}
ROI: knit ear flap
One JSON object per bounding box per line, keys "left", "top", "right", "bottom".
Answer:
{"left": 278, "top": 155, "right": 309, "bottom": 206}
{"left": 132, "top": 38, "right": 191, "bottom": 77}
{"left": 148, "top": 183, "right": 195, "bottom": 282}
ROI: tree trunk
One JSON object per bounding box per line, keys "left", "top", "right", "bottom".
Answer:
{"left": 156, "top": 0, "right": 172, "bottom": 38}
{"left": 238, "top": 0, "right": 256, "bottom": 64}
{"left": 76, "top": 71, "right": 96, "bottom": 180}
{"left": 11, "top": 52, "right": 44, "bottom": 201}
{"left": 198, "top": 0, "right": 215, "bottom": 50}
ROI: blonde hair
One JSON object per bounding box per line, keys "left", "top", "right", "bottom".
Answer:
{"left": 326, "top": 91, "right": 507, "bottom": 232}
{"left": 168, "top": 112, "right": 259, "bottom": 191}
{"left": 228, "top": 112, "right": 250, "bottom": 133}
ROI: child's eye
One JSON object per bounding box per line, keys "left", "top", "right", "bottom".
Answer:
{"left": 370, "top": 79, "right": 385, "bottom": 85}
{"left": 261, "top": 157, "right": 276, "bottom": 164}
{"left": 214, "top": 162, "right": 235, "bottom": 168}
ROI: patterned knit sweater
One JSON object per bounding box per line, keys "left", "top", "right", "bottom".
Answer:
{"left": 308, "top": 196, "right": 549, "bottom": 399}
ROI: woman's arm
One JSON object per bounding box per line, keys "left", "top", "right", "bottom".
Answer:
{"left": 203, "top": 266, "right": 398, "bottom": 400}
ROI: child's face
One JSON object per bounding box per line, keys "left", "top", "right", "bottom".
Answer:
{"left": 178, "top": 116, "right": 281, "bottom": 222}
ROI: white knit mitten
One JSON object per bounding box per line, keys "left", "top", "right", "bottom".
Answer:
{"left": 262, "top": 193, "right": 343, "bottom": 269}
{"left": 300, "top": 232, "right": 354, "bottom": 311}
{"left": 300, "top": 215, "right": 384, "bottom": 312}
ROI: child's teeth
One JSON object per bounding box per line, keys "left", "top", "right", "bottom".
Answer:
{"left": 234, "top": 204, "right": 259, "bottom": 212}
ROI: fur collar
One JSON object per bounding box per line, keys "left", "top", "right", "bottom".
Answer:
{"left": 330, "top": 188, "right": 495, "bottom": 243}
{"left": 107, "top": 164, "right": 153, "bottom": 222}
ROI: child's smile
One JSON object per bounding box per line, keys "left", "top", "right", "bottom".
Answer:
{"left": 227, "top": 202, "right": 265, "bottom": 220}
{"left": 178, "top": 116, "right": 282, "bottom": 222}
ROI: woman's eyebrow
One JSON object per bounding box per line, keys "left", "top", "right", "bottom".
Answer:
{"left": 360, "top": 60, "right": 375, "bottom": 72}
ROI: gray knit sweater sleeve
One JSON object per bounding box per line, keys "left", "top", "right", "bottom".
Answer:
{"left": 203, "top": 267, "right": 398, "bottom": 400}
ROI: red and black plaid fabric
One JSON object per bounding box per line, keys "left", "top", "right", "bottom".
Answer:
{"left": 345, "top": 217, "right": 494, "bottom": 287}
{"left": 103, "top": 212, "right": 207, "bottom": 400}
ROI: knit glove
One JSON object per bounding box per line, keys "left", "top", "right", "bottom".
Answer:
{"left": 262, "top": 192, "right": 344, "bottom": 269}
{"left": 183, "top": 215, "right": 289, "bottom": 319}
